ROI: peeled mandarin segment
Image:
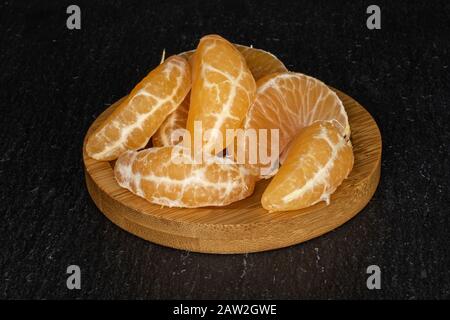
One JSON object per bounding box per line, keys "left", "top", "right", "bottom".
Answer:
{"left": 178, "top": 50, "right": 194, "bottom": 62}
{"left": 114, "top": 147, "right": 255, "bottom": 208}
{"left": 156, "top": 45, "right": 286, "bottom": 148}
{"left": 86, "top": 55, "right": 191, "bottom": 161}
{"left": 152, "top": 93, "right": 190, "bottom": 147}
{"left": 234, "top": 44, "right": 287, "bottom": 81}
{"left": 187, "top": 35, "right": 256, "bottom": 155}
{"left": 261, "top": 121, "right": 354, "bottom": 212}
{"left": 240, "top": 72, "right": 350, "bottom": 178}
{"left": 180, "top": 45, "right": 287, "bottom": 81}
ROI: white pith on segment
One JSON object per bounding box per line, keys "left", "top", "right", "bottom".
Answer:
{"left": 154, "top": 45, "right": 285, "bottom": 148}
{"left": 201, "top": 60, "right": 246, "bottom": 151}
{"left": 281, "top": 124, "right": 347, "bottom": 206}
{"left": 243, "top": 72, "right": 350, "bottom": 178}
{"left": 261, "top": 121, "right": 354, "bottom": 212}
{"left": 88, "top": 57, "right": 189, "bottom": 160}
{"left": 234, "top": 44, "right": 288, "bottom": 81}
{"left": 152, "top": 94, "right": 189, "bottom": 147}
{"left": 114, "top": 147, "right": 255, "bottom": 208}
{"left": 190, "top": 37, "right": 255, "bottom": 154}
{"left": 246, "top": 72, "right": 349, "bottom": 137}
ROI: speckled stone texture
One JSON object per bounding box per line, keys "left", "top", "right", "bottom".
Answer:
{"left": 0, "top": 0, "right": 449, "bottom": 299}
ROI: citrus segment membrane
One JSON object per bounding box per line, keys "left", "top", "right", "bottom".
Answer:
{"left": 86, "top": 55, "right": 191, "bottom": 161}
{"left": 114, "top": 146, "right": 256, "bottom": 208}
{"left": 186, "top": 34, "right": 256, "bottom": 155}
{"left": 238, "top": 72, "right": 350, "bottom": 178}
{"left": 155, "top": 44, "right": 286, "bottom": 148}
{"left": 152, "top": 93, "right": 190, "bottom": 147}
{"left": 179, "top": 44, "right": 286, "bottom": 82}
{"left": 261, "top": 121, "right": 354, "bottom": 212}
{"left": 234, "top": 44, "right": 287, "bottom": 81}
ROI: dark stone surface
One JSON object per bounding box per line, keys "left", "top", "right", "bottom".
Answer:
{"left": 0, "top": 0, "right": 449, "bottom": 299}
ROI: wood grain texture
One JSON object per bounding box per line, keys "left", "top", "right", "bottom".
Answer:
{"left": 83, "top": 89, "right": 382, "bottom": 254}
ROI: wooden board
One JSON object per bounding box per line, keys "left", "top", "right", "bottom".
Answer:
{"left": 83, "top": 89, "right": 382, "bottom": 254}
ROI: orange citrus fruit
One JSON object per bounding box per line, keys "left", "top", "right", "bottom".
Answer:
{"left": 238, "top": 72, "right": 350, "bottom": 178}
{"left": 114, "top": 146, "right": 256, "bottom": 208}
{"left": 261, "top": 121, "right": 354, "bottom": 212}
{"left": 186, "top": 34, "right": 256, "bottom": 154}
{"left": 86, "top": 55, "right": 191, "bottom": 161}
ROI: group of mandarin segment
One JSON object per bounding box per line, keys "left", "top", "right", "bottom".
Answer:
{"left": 86, "top": 34, "right": 354, "bottom": 211}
